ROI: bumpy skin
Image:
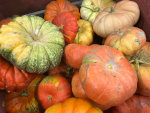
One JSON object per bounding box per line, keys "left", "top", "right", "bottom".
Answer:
{"left": 0, "top": 15, "right": 64, "bottom": 74}
{"left": 5, "top": 75, "right": 44, "bottom": 113}
{"left": 80, "top": 0, "right": 115, "bottom": 24}
{"left": 105, "top": 27, "right": 146, "bottom": 56}
{"left": 44, "top": 98, "right": 103, "bottom": 113}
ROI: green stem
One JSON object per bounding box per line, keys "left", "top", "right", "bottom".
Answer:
{"left": 109, "top": 7, "right": 115, "bottom": 13}
{"left": 20, "top": 90, "right": 29, "bottom": 97}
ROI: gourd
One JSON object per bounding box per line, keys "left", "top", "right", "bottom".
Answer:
{"left": 0, "top": 15, "right": 64, "bottom": 74}
{"left": 93, "top": 0, "right": 140, "bottom": 38}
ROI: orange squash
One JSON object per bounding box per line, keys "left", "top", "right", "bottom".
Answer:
{"left": 5, "top": 75, "right": 44, "bottom": 113}
{"left": 44, "top": 0, "right": 80, "bottom": 21}
{"left": 107, "top": 95, "right": 150, "bottom": 113}
{"left": 37, "top": 74, "right": 71, "bottom": 109}
{"left": 78, "top": 45, "right": 137, "bottom": 110}
{"left": 44, "top": 98, "right": 103, "bottom": 113}
{"left": 65, "top": 44, "right": 99, "bottom": 69}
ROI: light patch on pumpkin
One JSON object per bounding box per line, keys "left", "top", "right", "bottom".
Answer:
{"left": 35, "top": 29, "right": 39, "bottom": 35}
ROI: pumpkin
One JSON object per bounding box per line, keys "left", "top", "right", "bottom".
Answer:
{"left": 104, "top": 27, "right": 146, "bottom": 56}
{"left": 65, "top": 44, "right": 99, "bottom": 69}
{"left": 52, "top": 12, "right": 78, "bottom": 44}
{"left": 0, "top": 18, "right": 13, "bottom": 27}
{"left": 80, "top": 0, "right": 115, "bottom": 24}
{"left": 107, "top": 95, "right": 150, "bottom": 113}
{"left": 74, "top": 19, "right": 93, "bottom": 45}
{"left": 0, "top": 15, "right": 64, "bottom": 74}
{"left": 44, "top": 0, "right": 80, "bottom": 22}
{"left": 79, "top": 45, "right": 137, "bottom": 110}
{"left": 0, "top": 56, "right": 36, "bottom": 92}
{"left": 37, "top": 74, "right": 71, "bottom": 109}
{"left": 136, "top": 64, "right": 150, "bottom": 96}
{"left": 44, "top": 98, "right": 103, "bottom": 113}
{"left": 72, "top": 71, "right": 87, "bottom": 98}
{"left": 93, "top": 0, "right": 140, "bottom": 38}
{"left": 5, "top": 75, "right": 44, "bottom": 113}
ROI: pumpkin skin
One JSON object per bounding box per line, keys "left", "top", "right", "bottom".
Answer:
{"left": 80, "top": 0, "right": 115, "bottom": 24}
{"left": 52, "top": 12, "right": 78, "bottom": 44}
{"left": 74, "top": 19, "right": 93, "bottom": 45}
{"left": 65, "top": 44, "right": 99, "bottom": 69}
{"left": 5, "top": 75, "right": 44, "bottom": 113}
{"left": 93, "top": 0, "right": 140, "bottom": 38}
{"left": 44, "top": 98, "right": 103, "bottom": 113}
{"left": 104, "top": 27, "right": 146, "bottom": 56}
{"left": 0, "top": 19, "right": 13, "bottom": 27}
{"left": 0, "top": 15, "right": 64, "bottom": 74}
{"left": 107, "top": 95, "right": 150, "bottom": 113}
{"left": 72, "top": 71, "right": 87, "bottom": 98}
{"left": 0, "top": 56, "right": 36, "bottom": 92}
{"left": 44, "top": 0, "right": 80, "bottom": 22}
{"left": 136, "top": 65, "right": 150, "bottom": 96}
{"left": 37, "top": 74, "right": 71, "bottom": 109}
{"left": 79, "top": 45, "right": 137, "bottom": 110}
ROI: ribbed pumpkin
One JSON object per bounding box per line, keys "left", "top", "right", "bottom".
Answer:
{"left": 5, "top": 75, "right": 44, "bottom": 113}
{"left": 37, "top": 74, "right": 72, "bottom": 109}
{"left": 79, "top": 45, "right": 137, "bottom": 110}
{"left": 93, "top": 0, "right": 140, "bottom": 38}
{"left": 107, "top": 95, "right": 150, "bottom": 113}
{"left": 44, "top": 0, "right": 80, "bottom": 22}
{"left": 80, "top": 0, "right": 115, "bottom": 24}
{"left": 0, "top": 15, "right": 64, "bottom": 74}
{"left": 52, "top": 12, "right": 78, "bottom": 44}
{"left": 44, "top": 98, "right": 103, "bottom": 113}
{"left": 104, "top": 27, "right": 146, "bottom": 56}
{"left": 0, "top": 56, "right": 36, "bottom": 92}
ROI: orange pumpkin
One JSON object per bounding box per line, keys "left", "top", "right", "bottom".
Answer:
{"left": 44, "top": 98, "right": 103, "bottom": 113}
{"left": 0, "top": 56, "right": 36, "bottom": 92}
{"left": 37, "top": 74, "right": 72, "bottom": 109}
{"left": 107, "top": 95, "right": 150, "bottom": 113}
{"left": 79, "top": 45, "right": 137, "bottom": 110}
{"left": 5, "top": 75, "right": 44, "bottom": 113}
{"left": 65, "top": 44, "right": 99, "bottom": 69}
{"left": 105, "top": 27, "right": 146, "bottom": 56}
{"left": 52, "top": 12, "right": 78, "bottom": 44}
{"left": 44, "top": 0, "right": 80, "bottom": 22}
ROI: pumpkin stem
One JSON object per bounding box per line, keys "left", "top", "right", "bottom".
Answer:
{"left": 109, "top": 7, "right": 115, "bottom": 13}
{"left": 66, "top": 66, "right": 72, "bottom": 77}
{"left": 48, "top": 95, "right": 52, "bottom": 100}
{"left": 20, "top": 90, "right": 29, "bottom": 97}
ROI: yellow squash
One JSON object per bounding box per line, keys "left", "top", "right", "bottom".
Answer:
{"left": 74, "top": 19, "right": 93, "bottom": 45}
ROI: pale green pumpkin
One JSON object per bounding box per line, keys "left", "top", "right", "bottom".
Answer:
{"left": 80, "top": 0, "right": 115, "bottom": 24}
{"left": 0, "top": 15, "right": 65, "bottom": 74}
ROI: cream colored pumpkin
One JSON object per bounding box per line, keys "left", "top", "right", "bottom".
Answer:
{"left": 93, "top": 0, "right": 140, "bottom": 38}
{"left": 80, "top": 0, "right": 115, "bottom": 24}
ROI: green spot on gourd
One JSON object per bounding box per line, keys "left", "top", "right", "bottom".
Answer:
{"left": 48, "top": 95, "right": 52, "bottom": 100}
{"left": 82, "top": 59, "right": 97, "bottom": 64}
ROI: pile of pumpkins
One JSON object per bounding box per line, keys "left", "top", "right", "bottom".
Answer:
{"left": 0, "top": 0, "right": 150, "bottom": 113}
